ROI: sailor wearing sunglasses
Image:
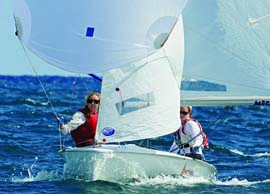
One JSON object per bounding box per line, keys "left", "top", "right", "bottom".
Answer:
{"left": 58, "top": 92, "right": 100, "bottom": 147}
{"left": 169, "top": 106, "right": 205, "bottom": 160}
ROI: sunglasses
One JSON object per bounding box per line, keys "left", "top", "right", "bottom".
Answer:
{"left": 87, "top": 99, "right": 100, "bottom": 104}
{"left": 180, "top": 111, "right": 189, "bottom": 115}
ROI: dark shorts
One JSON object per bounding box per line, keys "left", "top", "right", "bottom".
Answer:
{"left": 185, "top": 153, "right": 202, "bottom": 160}
{"left": 76, "top": 141, "right": 95, "bottom": 147}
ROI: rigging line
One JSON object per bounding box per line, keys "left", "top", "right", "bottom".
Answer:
{"left": 161, "top": 47, "right": 180, "bottom": 88}
{"left": 80, "top": 74, "right": 91, "bottom": 93}
{"left": 15, "top": 35, "right": 58, "bottom": 118}
{"left": 160, "top": 17, "right": 182, "bottom": 88}
{"left": 68, "top": 79, "right": 78, "bottom": 116}
{"left": 59, "top": 125, "right": 65, "bottom": 150}
{"left": 202, "top": 106, "right": 232, "bottom": 139}
{"left": 14, "top": 30, "right": 65, "bottom": 149}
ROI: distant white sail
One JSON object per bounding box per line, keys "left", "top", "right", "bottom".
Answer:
{"left": 13, "top": 0, "right": 187, "bottom": 73}
{"left": 181, "top": 0, "right": 270, "bottom": 106}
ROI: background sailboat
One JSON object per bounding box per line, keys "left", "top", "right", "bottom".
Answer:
{"left": 181, "top": 0, "right": 270, "bottom": 106}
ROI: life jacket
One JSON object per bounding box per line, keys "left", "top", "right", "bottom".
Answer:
{"left": 70, "top": 108, "right": 98, "bottom": 146}
{"left": 174, "top": 119, "right": 209, "bottom": 148}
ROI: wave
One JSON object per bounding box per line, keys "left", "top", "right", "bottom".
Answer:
{"left": 130, "top": 175, "right": 211, "bottom": 186}
{"left": 25, "top": 98, "right": 49, "bottom": 106}
{"left": 9, "top": 166, "right": 270, "bottom": 189}
{"left": 215, "top": 178, "right": 270, "bottom": 186}
{"left": 229, "top": 149, "right": 270, "bottom": 157}
{"left": 129, "top": 175, "right": 270, "bottom": 187}
{"left": 208, "top": 143, "right": 270, "bottom": 158}
{"left": 11, "top": 169, "right": 62, "bottom": 183}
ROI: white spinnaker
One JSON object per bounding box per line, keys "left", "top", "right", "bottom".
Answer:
{"left": 181, "top": 0, "right": 270, "bottom": 106}
{"left": 13, "top": 0, "right": 188, "bottom": 73}
{"left": 96, "top": 18, "right": 184, "bottom": 143}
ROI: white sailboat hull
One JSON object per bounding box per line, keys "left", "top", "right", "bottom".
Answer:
{"left": 58, "top": 144, "right": 217, "bottom": 182}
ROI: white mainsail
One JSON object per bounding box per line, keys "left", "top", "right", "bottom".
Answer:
{"left": 96, "top": 17, "right": 184, "bottom": 143}
{"left": 181, "top": 0, "right": 270, "bottom": 106}
{"left": 13, "top": 0, "right": 188, "bottom": 73}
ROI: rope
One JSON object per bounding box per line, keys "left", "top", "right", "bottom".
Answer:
{"left": 15, "top": 31, "right": 64, "bottom": 149}
{"left": 80, "top": 75, "right": 91, "bottom": 93}
{"left": 67, "top": 80, "right": 78, "bottom": 116}
{"left": 204, "top": 106, "right": 232, "bottom": 137}
{"left": 16, "top": 38, "right": 58, "bottom": 117}
{"left": 59, "top": 125, "right": 64, "bottom": 150}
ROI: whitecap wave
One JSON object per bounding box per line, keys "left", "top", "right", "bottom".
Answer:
{"left": 230, "top": 149, "right": 270, "bottom": 157}
{"left": 25, "top": 98, "right": 49, "bottom": 106}
{"left": 215, "top": 178, "right": 270, "bottom": 186}
{"left": 130, "top": 175, "right": 211, "bottom": 186}
{"left": 11, "top": 170, "right": 62, "bottom": 182}
{"left": 129, "top": 174, "right": 270, "bottom": 188}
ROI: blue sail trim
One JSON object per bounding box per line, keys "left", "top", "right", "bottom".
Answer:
{"left": 86, "top": 27, "right": 95, "bottom": 37}
{"left": 181, "top": 80, "right": 227, "bottom": 91}
{"left": 89, "top": 74, "right": 102, "bottom": 82}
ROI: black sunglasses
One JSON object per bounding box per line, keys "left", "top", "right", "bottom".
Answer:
{"left": 180, "top": 111, "right": 189, "bottom": 115}
{"left": 87, "top": 99, "right": 100, "bottom": 104}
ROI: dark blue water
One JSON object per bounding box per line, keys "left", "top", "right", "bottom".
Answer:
{"left": 0, "top": 75, "right": 269, "bottom": 194}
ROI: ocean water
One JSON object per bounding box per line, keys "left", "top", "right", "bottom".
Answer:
{"left": 0, "top": 75, "right": 269, "bottom": 194}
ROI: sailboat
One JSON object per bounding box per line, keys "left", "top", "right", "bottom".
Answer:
{"left": 13, "top": 0, "right": 260, "bottom": 182}
{"left": 180, "top": 0, "right": 270, "bottom": 107}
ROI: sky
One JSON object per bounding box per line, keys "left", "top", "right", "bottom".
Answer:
{"left": 0, "top": 0, "right": 75, "bottom": 76}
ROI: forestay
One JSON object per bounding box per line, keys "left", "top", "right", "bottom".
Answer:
{"left": 181, "top": 0, "right": 270, "bottom": 106}
{"left": 13, "top": 0, "right": 188, "bottom": 73}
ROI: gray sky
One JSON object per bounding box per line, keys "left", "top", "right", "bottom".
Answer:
{"left": 0, "top": 0, "right": 75, "bottom": 76}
